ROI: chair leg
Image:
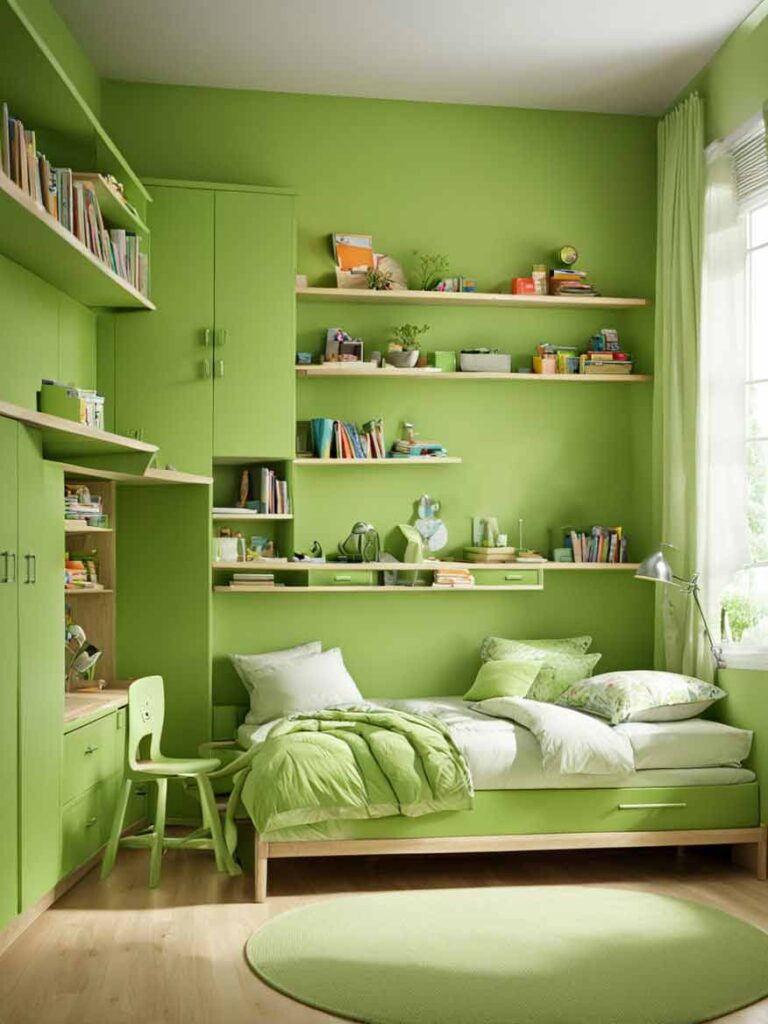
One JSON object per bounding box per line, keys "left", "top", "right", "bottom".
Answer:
{"left": 100, "top": 778, "right": 133, "bottom": 881}
{"left": 197, "top": 775, "right": 241, "bottom": 877}
{"left": 149, "top": 778, "right": 167, "bottom": 888}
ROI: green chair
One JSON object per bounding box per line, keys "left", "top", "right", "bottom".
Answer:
{"left": 101, "top": 675, "right": 241, "bottom": 887}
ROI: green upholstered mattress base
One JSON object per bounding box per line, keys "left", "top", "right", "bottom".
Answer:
{"left": 261, "top": 783, "right": 760, "bottom": 842}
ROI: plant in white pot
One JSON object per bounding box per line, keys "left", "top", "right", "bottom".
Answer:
{"left": 386, "top": 323, "right": 430, "bottom": 368}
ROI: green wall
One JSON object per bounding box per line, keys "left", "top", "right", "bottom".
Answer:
{"left": 676, "top": 0, "right": 768, "bottom": 141}
{"left": 96, "top": 82, "right": 658, "bottom": 706}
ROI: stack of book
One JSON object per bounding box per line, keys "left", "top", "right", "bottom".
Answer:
{"left": 64, "top": 487, "right": 107, "bottom": 528}
{"left": 1, "top": 103, "right": 149, "bottom": 296}
{"left": 64, "top": 554, "right": 102, "bottom": 591}
{"left": 569, "top": 527, "right": 627, "bottom": 563}
{"left": 310, "top": 417, "right": 386, "bottom": 459}
{"left": 259, "top": 468, "right": 290, "bottom": 515}
{"left": 549, "top": 268, "right": 598, "bottom": 297}
{"left": 463, "top": 546, "right": 517, "bottom": 563}
{"left": 226, "top": 572, "right": 282, "bottom": 591}
{"left": 579, "top": 329, "right": 634, "bottom": 375}
{"left": 433, "top": 566, "right": 475, "bottom": 588}
{"left": 391, "top": 439, "right": 448, "bottom": 458}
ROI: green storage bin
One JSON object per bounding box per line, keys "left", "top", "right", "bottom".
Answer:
{"left": 470, "top": 568, "right": 543, "bottom": 588}
{"left": 308, "top": 568, "right": 377, "bottom": 587}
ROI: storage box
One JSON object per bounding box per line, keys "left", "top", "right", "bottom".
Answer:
{"left": 430, "top": 351, "right": 457, "bottom": 372}
{"left": 511, "top": 278, "right": 536, "bottom": 294}
{"left": 459, "top": 351, "right": 512, "bottom": 373}
{"left": 533, "top": 355, "right": 557, "bottom": 374}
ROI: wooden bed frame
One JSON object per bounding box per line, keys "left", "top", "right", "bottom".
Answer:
{"left": 253, "top": 825, "right": 768, "bottom": 902}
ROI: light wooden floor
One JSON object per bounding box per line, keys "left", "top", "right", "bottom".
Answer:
{"left": 1, "top": 845, "right": 768, "bottom": 1024}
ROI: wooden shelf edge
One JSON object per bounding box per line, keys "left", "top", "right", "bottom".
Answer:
{"left": 214, "top": 585, "right": 544, "bottom": 593}
{"left": 0, "top": 400, "right": 157, "bottom": 454}
{"left": 212, "top": 560, "right": 640, "bottom": 572}
{"left": 296, "top": 286, "right": 651, "bottom": 309}
{"left": 212, "top": 513, "right": 293, "bottom": 522}
{"left": 64, "top": 523, "right": 113, "bottom": 534}
{"left": 296, "top": 366, "right": 652, "bottom": 382}
{"left": 65, "top": 588, "right": 114, "bottom": 596}
{"left": 293, "top": 457, "right": 462, "bottom": 466}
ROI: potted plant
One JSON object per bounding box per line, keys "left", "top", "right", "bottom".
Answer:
{"left": 386, "top": 323, "right": 431, "bottom": 368}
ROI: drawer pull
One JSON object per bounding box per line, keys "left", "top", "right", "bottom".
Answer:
{"left": 84, "top": 745, "right": 100, "bottom": 755}
{"left": 333, "top": 575, "right": 352, "bottom": 582}
{"left": 617, "top": 802, "right": 687, "bottom": 810}
{"left": 85, "top": 817, "right": 98, "bottom": 829}
{"left": 504, "top": 574, "right": 524, "bottom": 581}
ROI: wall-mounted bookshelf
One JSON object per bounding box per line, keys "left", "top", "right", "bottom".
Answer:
{"left": 64, "top": 522, "right": 112, "bottom": 535}
{"left": 212, "top": 513, "right": 293, "bottom": 522}
{"left": 293, "top": 457, "right": 462, "bottom": 466}
{"left": 211, "top": 561, "right": 640, "bottom": 572}
{"left": 214, "top": 585, "right": 541, "bottom": 593}
{"left": 296, "top": 286, "right": 651, "bottom": 310}
{"left": 296, "top": 366, "right": 652, "bottom": 383}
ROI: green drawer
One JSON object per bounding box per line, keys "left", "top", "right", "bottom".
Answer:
{"left": 60, "top": 780, "right": 111, "bottom": 877}
{"left": 470, "top": 568, "right": 543, "bottom": 588}
{"left": 308, "top": 568, "right": 377, "bottom": 587}
{"left": 63, "top": 714, "right": 119, "bottom": 805}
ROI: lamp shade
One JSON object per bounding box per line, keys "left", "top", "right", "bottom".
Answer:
{"left": 635, "top": 549, "right": 673, "bottom": 584}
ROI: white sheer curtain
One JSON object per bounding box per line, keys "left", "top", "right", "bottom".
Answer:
{"left": 695, "top": 151, "right": 748, "bottom": 680}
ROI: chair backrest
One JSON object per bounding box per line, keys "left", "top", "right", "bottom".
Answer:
{"left": 127, "top": 675, "right": 165, "bottom": 769}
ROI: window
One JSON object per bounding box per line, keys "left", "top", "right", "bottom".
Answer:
{"left": 723, "top": 199, "right": 768, "bottom": 646}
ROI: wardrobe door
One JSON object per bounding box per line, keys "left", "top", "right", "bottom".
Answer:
{"left": 115, "top": 185, "right": 215, "bottom": 476}
{"left": 0, "top": 418, "right": 18, "bottom": 929}
{"left": 213, "top": 191, "right": 295, "bottom": 459}
{"left": 17, "top": 426, "right": 63, "bottom": 908}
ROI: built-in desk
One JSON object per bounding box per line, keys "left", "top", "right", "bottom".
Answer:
{"left": 64, "top": 688, "right": 129, "bottom": 732}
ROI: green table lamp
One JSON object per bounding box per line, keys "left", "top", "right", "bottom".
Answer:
{"left": 635, "top": 547, "right": 724, "bottom": 668}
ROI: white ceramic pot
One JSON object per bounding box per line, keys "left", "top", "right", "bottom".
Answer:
{"left": 385, "top": 349, "right": 420, "bottom": 368}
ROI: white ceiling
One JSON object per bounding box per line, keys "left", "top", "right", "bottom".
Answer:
{"left": 52, "top": 0, "right": 759, "bottom": 116}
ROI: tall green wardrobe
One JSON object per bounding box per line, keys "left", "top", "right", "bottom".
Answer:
{"left": 110, "top": 182, "right": 296, "bottom": 474}
{"left": 0, "top": 419, "right": 63, "bottom": 930}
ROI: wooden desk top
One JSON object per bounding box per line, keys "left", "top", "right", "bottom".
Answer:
{"left": 64, "top": 688, "right": 129, "bottom": 731}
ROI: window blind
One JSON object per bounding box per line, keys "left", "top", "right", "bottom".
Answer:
{"left": 731, "top": 118, "right": 768, "bottom": 208}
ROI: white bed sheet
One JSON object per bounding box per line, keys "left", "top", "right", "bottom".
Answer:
{"left": 236, "top": 696, "right": 755, "bottom": 790}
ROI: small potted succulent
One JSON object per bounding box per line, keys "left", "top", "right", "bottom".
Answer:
{"left": 386, "top": 323, "right": 431, "bottom": 368}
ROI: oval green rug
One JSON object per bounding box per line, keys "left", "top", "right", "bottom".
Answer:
{"left": 245, "top": 886, "right": 768, "bottom": 1024}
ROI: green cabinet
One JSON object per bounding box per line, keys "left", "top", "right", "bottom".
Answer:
{"left": 17, "top": 425, "right": 64, "bottom": 909}
{"left": 113, "top": 183, "right": 295, "bottom": 475}
{"left": 213, "top": 191, "right": 295, "bottom": 460}
{"left": 0, "top": 418, "right": 19, "bottom": 931}
{"left": 114, "top": 185, "right": 215, "bottom": 476}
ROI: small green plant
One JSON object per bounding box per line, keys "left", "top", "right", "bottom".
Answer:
{"left": 391, "top": 323, "right": 431, "bottom": 350}
{"left": 721, "top": 589, "right": 766, "bottom": 643}
{"left": 415, "top": 252, "right": 450, "bottom": 291}
{"left": 367, "top": 267, "right": 394, "bottom": 291}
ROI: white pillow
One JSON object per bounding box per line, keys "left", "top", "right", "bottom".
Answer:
{"left": 231, "top": 641, "right": 322, "bottom": 698}
{"left": 242, "top": 647, "right": 363, "bottom": 725}
{"left": 557, "top": 670, "right": 726, "bottom": 725}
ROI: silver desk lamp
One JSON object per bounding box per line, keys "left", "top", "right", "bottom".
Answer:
{"left": 635, "top": 546, "right": 723, "bottom": 668}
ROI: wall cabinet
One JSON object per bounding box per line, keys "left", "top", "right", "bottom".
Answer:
{"left": 114, "top": 183, "right": 295, "bottom": 475}
{"left": 0, "top": 421, "right": 63, "bottom": 920}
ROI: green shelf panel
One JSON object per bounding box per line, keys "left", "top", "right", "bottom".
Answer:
{"left": 0, "top": 171, "right": 154, "bottom": 309}
{"left": 0, "top": 0, "right": 151, "bottom": 215}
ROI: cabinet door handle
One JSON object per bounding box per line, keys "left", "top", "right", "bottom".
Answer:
{"left": 202, "top": 327, "right": 213, "bottom": 347}
{"left": 215, "top": 360, "right": 225, "bottom": 378}
{"left": 215, "top": 329, "right": 227, "bottom": 348}
{"left": 617, "top": 802, "right": 687, "bottom": 810}
{"left": 504, "top": 573, "right": 524, "bottom": 580}
{"left": 0, "top": 551, "right": 8, "bottom": 584}
{"left": 23, "top": 554, "right": 33, "bottom": 584}
{"left": 30, "top": 553, "right": 37, "bottom": 584}
{"left": 85, "top": 816, "right": 98, "bottom": 829}
{"left": 200, "top": 359, "right": 211, "bottom": 379}
{"left": 333, "top": 575, "right": 352, "bottom": 582}
{"left": 9, "top": 552, "right": 15, "bottom": 583}
{"left": 84, "top": 745, "right": 100, "bottom": 755}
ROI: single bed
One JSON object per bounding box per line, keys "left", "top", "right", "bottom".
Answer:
{"left": 235, "top": 695, "right": 765, "bottom": 900}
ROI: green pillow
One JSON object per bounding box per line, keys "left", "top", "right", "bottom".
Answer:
{"left": 463, "top": 659, "right": 546, "bottom": 702}
{"left": 479, "top": 636, "right": 601, "bottom": 703}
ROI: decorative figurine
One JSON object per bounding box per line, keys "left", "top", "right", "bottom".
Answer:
{"left": 415, "top": 494, "right": 448, "bottom": 553}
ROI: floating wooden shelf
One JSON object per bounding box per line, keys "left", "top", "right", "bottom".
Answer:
{"left": 64, "top": 522, "right": 112, "bottom": 534}
{"left": 296, "top": 287, "right": 651, "bottom": 310}
{"left": 74, "top": 173, "right": 150, "bottom": 237}
{"left": 212, "top": 513, "right": 293, "bottom": 522}
{"left": 212, "top": 560, "right": 640, "bottom": 572}
{"left": 296, "top": 366, "right": 652, "bottom": 383}
{"left": 293, "top": 457, "right": 462, "bottom": 466}
{"left": 214, "top": 585, "right": 542, "bottom": 593}
{"left": 0, "top": 171, "right": 154, "bottom": 310}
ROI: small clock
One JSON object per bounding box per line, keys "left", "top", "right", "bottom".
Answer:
{"left": 557, "top": 244, "right": 578, "bottom": 266}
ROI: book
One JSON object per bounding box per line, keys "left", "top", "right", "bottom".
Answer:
{"left": 0, "top": 103, "right": 9, "bottom": 178}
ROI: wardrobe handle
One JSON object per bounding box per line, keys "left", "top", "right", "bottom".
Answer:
{"left": 23, "top": 554, "right": 32, "bottom": 584}
{"left": 9, "top": 552, "right": 16, "bottom": 583}
{"left": 215, "top": 329, "right": 227, "bottom": 348}
{"left": 0, "top": 551, "right": 8, "bottom": 584}
{"left": 30, "top": 553, "right": 37, "bottom": 584}
{"left": 200, "top": 360, "right": 211, "bottom": 379}
{"left": 202, "top": 327, "right": 213, "bottom": 347}
{"left": 215, "top": 360, "right": 225, "bottom": 378}
{"left": 617, "top": 802, "right": 687, "bottom": 810}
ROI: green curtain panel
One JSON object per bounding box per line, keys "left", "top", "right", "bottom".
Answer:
{"left": 653, "top": 93, "right": 705, "bottom": 673}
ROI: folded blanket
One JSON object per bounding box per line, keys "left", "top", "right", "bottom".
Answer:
{"left": 472, "top": 696, "right": 635, "bottom": 776}
{"left": 239, "top": 706, "right": 474, "bottom": 833}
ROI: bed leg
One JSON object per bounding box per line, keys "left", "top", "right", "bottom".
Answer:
{"left": 732, "top": 828, "right": 768, "bottom": 881}
{"left": 255, "top": 836, "right": 269, "bottom": 903}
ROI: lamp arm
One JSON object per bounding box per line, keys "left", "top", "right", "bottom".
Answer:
{"left": 690, "top": 583, "right": 724, "bottom": 668}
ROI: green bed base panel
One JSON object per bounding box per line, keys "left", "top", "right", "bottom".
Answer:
{"left": 261, "top": 782, "right": 760, "bottom": 842}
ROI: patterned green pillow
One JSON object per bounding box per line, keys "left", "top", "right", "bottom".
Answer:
{"left": 556, "top": 671, "right": 726, "bottom": 725}
{"left": 479, "top": 636, "right": 601, "bottom": 703}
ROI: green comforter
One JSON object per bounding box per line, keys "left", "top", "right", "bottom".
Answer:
{"left": 239, "top": 706, "right": 474, "bottom": 834}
